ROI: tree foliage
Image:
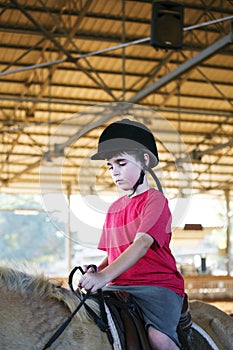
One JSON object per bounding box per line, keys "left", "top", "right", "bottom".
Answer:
{"left": 0, "top": 194, "right": 66, "bottom": 268}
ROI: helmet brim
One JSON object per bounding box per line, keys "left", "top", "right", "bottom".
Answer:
{"left": 91, "top": 147, "right": 158, "bottom": 168}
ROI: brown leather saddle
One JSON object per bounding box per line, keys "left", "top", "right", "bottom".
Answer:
{"left": 68, "top": 267, "right": 192, "bottom": 349}
{"left": 103, "top": 290, "right": 152, "bottom": 350}
{"left": 103, "top": 290, "right": 192, "bottom": 350}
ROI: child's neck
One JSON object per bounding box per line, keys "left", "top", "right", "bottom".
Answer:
{"left": 130, "top": 180, "right": 150, "bottom": 197}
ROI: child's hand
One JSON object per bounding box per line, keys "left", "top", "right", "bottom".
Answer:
{"left": 78, "top": 271, "right": 107, "bottom": 293}
{"left": 82, "top": 265, "right": 96, "bottom": 273}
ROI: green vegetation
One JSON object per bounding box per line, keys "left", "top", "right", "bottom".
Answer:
{"left": 0, "top": 194, "right": 66, "bottom": 269}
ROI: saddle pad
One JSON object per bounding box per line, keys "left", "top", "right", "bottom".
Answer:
{"left": 103, "top": 290, "right": 152, "bottom": 350}
{"left": 105, "top": 303, "right": 122, "bottom": 350}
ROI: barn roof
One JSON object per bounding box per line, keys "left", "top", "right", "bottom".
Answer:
{"left": 0, "top": 0, "right": 233, "bottom": 199}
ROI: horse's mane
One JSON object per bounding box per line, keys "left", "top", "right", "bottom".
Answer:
{"left": 0, "top": 266, "right": 100, "bottom": 322}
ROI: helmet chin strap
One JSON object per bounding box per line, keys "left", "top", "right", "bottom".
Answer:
{"left": 128, "top": 169, "right": 145, "bottom": 197}
{"left": 128, "top": 166, "right": 164, "bottom": 197}
{"left": 146, "top": 166, "right": 163, "bottom": 194}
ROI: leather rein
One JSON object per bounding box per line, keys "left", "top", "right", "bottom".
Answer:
{"left": 41, "top": 265, "right": 113, "bottom": 350}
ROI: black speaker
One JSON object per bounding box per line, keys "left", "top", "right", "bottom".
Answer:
{"left": 151, "top": 1, "right": 184, "bottom": 49}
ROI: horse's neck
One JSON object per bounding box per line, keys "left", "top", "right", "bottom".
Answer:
{"left": 0, "top": 286, "right": 112, "bottom": 350}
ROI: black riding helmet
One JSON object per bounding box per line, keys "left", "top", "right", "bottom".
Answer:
{"left": 91, "top": 119, "right": 159, "bottom": 168}
{"left": 91, "top": 119, "right": 163, "bottom": 195}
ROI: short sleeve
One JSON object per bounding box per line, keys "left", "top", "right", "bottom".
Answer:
{"left": 138, "top": 191, "right": 172, "bottom": 247}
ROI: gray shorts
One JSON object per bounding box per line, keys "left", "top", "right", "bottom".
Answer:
{"left": 105, "top": 285, "right": 183, "bottom": 347}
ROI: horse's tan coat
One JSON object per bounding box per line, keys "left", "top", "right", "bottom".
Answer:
{"left": 1, "top": 266, "right": 233, "bottom": 350}
{"left": 0, "top": 267, "right": 112, "bottom": 350}
{"left": 190, "top": 300, "right": 233, "bottom": 350}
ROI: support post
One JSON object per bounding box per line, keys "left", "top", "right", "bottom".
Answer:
{"left": 66, "top": 183, "right": 72, "bottom": 273}
{"left": 225, "top": 189, "right": 231, "bottom": 275}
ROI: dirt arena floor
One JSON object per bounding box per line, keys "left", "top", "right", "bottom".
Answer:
{"left": 207, "top": 301, "right": 233, "bottom": 314}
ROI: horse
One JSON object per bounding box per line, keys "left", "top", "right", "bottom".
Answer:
{"left": 0, "top": 266, "right": 233, "bottom": 350}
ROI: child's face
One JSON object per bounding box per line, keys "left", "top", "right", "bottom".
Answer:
{"left": 106, "top": 152, "right": 142, "bottom": 191}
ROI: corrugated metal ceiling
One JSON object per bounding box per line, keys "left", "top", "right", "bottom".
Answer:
{"left": 0, "top": 0, "right": 232, "bottom": 199}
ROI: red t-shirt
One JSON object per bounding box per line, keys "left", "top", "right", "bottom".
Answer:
{"left": 98, "top": 188, "right": 184, "bottom": 296}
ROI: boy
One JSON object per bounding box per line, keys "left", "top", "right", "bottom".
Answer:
{"left": 79, "top": 119, "right": 184, "bottom": 350}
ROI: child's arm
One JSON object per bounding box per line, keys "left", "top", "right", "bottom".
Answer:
{"left": 98, "top": 255, "right": 108, "bottom": 271}
{"left": 79, "top": 232, "right": 153, "bottom": 292}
